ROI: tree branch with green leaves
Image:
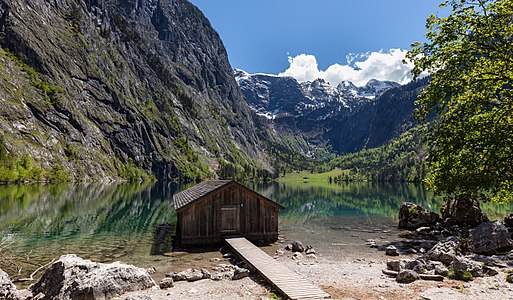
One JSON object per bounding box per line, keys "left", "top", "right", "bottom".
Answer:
{"left": 407, "top": 0, "right": 513, "bottom": 202}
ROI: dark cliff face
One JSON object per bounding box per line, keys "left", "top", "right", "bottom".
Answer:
{"left": 0, "top": 0, "right": 267, "bottom": 180}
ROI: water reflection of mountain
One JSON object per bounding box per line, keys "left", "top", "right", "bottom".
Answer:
{"left": 0, "top": 182, "right": 179, "bottom": 245}
{"left": 253, "top": 182, "right": 512, "bottom": 220}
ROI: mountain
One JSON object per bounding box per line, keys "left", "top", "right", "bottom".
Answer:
{"left": 235, "top": 69, "right": 400, "bottom": 120}
{"left": 0, "top": 0, "right": 270, "bottom": 182}
{"left": 236, "top": 70, "right": 427, "bottom": 155}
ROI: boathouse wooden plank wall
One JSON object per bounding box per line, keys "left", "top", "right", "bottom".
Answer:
{"left": 174, "top": 180, "right": 283, "bottom": 246}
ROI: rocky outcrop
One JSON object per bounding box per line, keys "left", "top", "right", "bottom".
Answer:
{"left": 470, "top": 221, "right": 513, "bottom": 255}
{"left": 441, "top": 195, "right": 488, "bottom": 227}
{"left": 398, "top": 202, "right": 439, "bottom": 230}
{"left": 0, "top": 0, "right": 269, "bottom": 181}
{"left": 30, "top": 254, "right": 155, "bottom": 300}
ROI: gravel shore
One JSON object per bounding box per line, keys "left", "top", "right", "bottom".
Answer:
{"left": 121, "top": 245, "right": 513, "bottom": 300}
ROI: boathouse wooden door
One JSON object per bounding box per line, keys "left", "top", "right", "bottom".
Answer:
{"left": 221, "top": 205, "right": 239, "bottom": 234}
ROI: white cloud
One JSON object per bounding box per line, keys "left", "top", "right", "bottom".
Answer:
{"left": 279, "top": 49, "right": 415, "bottom": 87}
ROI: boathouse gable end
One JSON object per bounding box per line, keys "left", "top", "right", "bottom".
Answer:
{"left": 173, "top": 180, "right": 283, "bottom": 246}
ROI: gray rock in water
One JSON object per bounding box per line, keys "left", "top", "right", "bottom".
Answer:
{"left": 1, "top": 269, "right": 19, "bottom": 300}
{"left": 30, "top": 254, "right": 155, "bottom": 300}
{"left": 427, "top": 237, "right": 458, "bottom": 265}
{"left": 441, "top": 195, "right": 488, "bottom": 227}
{"left": 232, "top": 267, "right": 250, "bottom": 280}
{"left": 396, "top": 270, "right": 420, "bottom": 283}
{"left": 398, "top": 202, "right": 439, "bottom": 230}
{"left": 471, "top": 221, "right": 513, "bottom": 255}
{"left": 291, "top": 241, "right": 305, "bottom": 252}
{"left": 385, "top": 245, "right": 399, "bottom": 256}
{"left": 159, "top": 278, "right": 174, "bottom": 289}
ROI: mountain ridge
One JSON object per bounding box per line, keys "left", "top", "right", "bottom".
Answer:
{"left": 236, "top": 69, "right": 427, "bottom": 156}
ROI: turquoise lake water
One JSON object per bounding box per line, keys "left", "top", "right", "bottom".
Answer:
{"left": 1, "top": 181, "right": 511, "bottom": 279}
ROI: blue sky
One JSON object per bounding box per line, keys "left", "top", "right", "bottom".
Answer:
{"left": 188, "top": 0, "right": 446, "bottom": 85}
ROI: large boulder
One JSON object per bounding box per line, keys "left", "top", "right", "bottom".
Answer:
{"left": 30, "top": 254, "right": 155, "bottom": 300}
{"left": 441, "top": 195, "right": 488, "bottom": 227}
{"left": 426, "top": 237, "right": 458, "bottom": 265}
{"left": 398, "top": 203, "right": 439, "bottom": 230}
{"left": 471, "top": 221, "right": 513, "bottom": 255}
{"left": 1, "top": 269, "right": 19, "bottom": 300}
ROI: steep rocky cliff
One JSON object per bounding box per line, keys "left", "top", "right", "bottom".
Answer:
{"left": 0, "top": 0, "right": 268, "bottom": 181}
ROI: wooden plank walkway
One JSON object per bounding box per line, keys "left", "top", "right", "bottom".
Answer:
{"left": 225, "top": 237, "right": 330, "bottom": 300}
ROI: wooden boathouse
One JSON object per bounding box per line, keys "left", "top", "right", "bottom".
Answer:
{"left": 173, "top": 180, "right": 284, "bottom": 246}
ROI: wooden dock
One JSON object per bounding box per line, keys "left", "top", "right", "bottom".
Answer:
{"left": 225, "top": 237, "right": 330, "bottom": 300}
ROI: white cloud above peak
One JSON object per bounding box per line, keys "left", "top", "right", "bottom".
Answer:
{"left": 279, "top": 49, "right": 414, "bottom": 87}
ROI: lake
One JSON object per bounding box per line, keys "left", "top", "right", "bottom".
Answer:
{"left": 1, "top": 181, "right": 511, "bottom": 280}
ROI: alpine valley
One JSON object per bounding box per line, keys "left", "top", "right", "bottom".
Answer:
{"left": 0, "top": 0, "right": 426, "bottom": 183}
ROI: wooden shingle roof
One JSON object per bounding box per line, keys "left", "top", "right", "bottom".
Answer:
{"left": 173, "top": 180, "right": 232, "bottom": 209}
{"left": 173, "top": 180, "right": 284, "bottom": 211}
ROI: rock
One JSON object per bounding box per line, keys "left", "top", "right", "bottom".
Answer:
{"left": 386, "top": 260, "right": 401, "bottom": 272}
{"left": 30, "top": 254, "right": 155, "bottom": 300}
{"left": 426, "top": 261, "right": 449, "bottom": 276}
{"left": 427, "top": 237, "right": 458, "bottom": 265}
{"left": 504, "top": 214, "right": 513, "bottom": 228}
{"left": 16, "top": 289, "right": 32, "bottom": 300}
{"left": 441, "top": 195, "right": 488, "bottom": 227}
{"left": 285, "top": 244, "right": 292, "bottom": 251}
{"left": 306, "top": 254, "right": 317, "bottom": 259}
{"left": 200, "top": 269, "right": 211, "bottom": 280}
{"left": 159, "top": 278, "right": 174, "bottom": 289}
{"left": 223, "top": 253, "right": 234, "bottom": 259}
{"left": 471, "top": 221, "right": 513, "bottom": 255}
{"left": 398, "top": 202, "right": 439, "bottom": 230}
{"left": 210, "top": 258, "right": 221, "bottom": 263}
{"left": 419, "top": 240, "right": 435, "bottom": 251}
{"left": 451, "top": 256, "right": 485, "bottom": 280}
{"left": 211, "top": 272, "right": 224, "bottom": 281}
{"left": 232, "top": 267, "right": 250, "bottom": 280}
{"left": 404, "top": 259, "right": 426, "bottom": 274}
{"left": 0, "top": 269, "right": 19, "bottom": 300}
{"left": 305, "top": 248, "right": 316, "bottom": 255}
{"left": 415, "top": 226, "right": 433, "bottom": 235}
{"left": 146, "top": 267, "right": 157, "bottom": 275}
{"left": 185, "top": 269, "right": 204, "bottom": 282}
{"left": 292, "top": 252, "right": 303, "bottom": 260}
{"left": 167, "top": 268, "right": 205, "bottom": 282}
{"left": 291, "top": 241, "right": 304, "bottom": 252}
{"left": 385, "top": 245, "right": 399, "bottom": 256}
{"left": 396, "top": 270, "right": 420, "bottom": 283}
{"left": 275, "top": 249, "right": 284, "bottom": 256}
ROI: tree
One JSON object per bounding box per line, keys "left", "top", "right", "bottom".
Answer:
{"left": 408, "top": 0, "right": 513, "bottom": 202}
